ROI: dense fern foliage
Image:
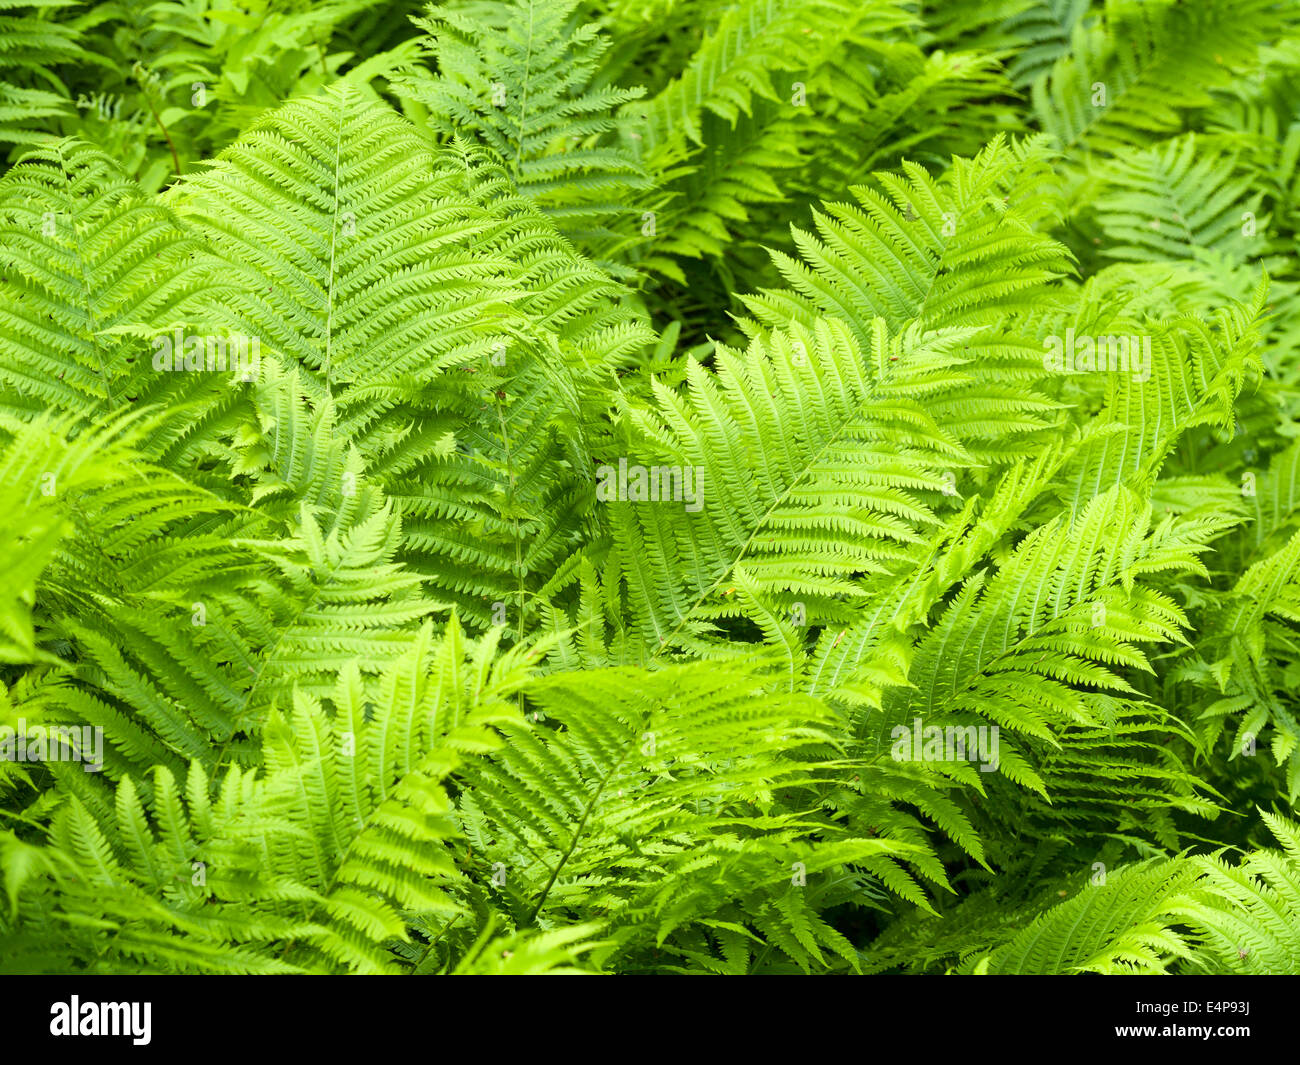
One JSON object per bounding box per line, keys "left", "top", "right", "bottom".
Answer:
{"left": 1, "top": 0, "right": 1298, "bottom": 975}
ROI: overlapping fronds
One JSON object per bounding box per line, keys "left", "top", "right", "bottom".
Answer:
{"left": 1, "top": 0, "right": 1298, "bottom": 980}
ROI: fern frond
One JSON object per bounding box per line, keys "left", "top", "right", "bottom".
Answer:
{"left": 1091, "top": 135, "right": 1264, "bottom": 264}
{"left": 960, "top": 859, "right": 1199, "bottom": 974}
{"left": 601, "top": 316, "right": 964, "bottom": 652}
{"left": 396, "top": 0, "right": 649, "bottom": 251}
{"left": 1032, "top": 0, "right": 1283, "bottom": 157}
{"left": 0, "top": 140, "right": 247, "bottom": 444}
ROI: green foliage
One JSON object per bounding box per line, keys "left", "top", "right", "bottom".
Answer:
{"left": 0, "top": 0, "right": 1298, "bottom": 976}
{"left": 395, "top": 0, "right": 648, "bottom": 254}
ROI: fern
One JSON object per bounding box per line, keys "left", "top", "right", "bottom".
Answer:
{"left": 1, "top": 0, "right": 1298, "bottom": 982}
{"left": 396, "top": 0, "right": 649, "bottom": 253}
{"left": 1176, "top": 811, "right": 1300, "bottom": 974}
{"left": 1032, "top": 0, "right": 1285, "bottom": 157}
{"left": 0, "top": 0, "right": 87, "bottom": 148}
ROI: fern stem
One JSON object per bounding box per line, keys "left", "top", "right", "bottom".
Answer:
{"left": 491, "top": 388, "right": 528, "bottom": 646}
{"left": 142, "top": 93, "right": 181, "bottom": 178}
{"left": 53, "top": 146, "right": 117, "bottom": 409}
{"left": 524, "top": 746, "right": 632, "bottom": 925}
{"left": 322, "top": 97, "right": 347, "bottom": 390}
{"left": 510, "top": 0, "right": 537, "bottom": 181}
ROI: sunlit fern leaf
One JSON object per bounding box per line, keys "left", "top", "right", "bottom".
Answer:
{"left": 739, "top": 134, "right": 1070, "bottom": 340}
{"left": 600, "top": 316, "right": 965, "bottom": 653}
{"left": 227, "top": 360, "right": 361, "bottom": 524}
{"left": 10, "top": 761, "right": 310, "bottom": 973}
{"left": 840, "top": 487, "right": 1226, "bottom": 871}
{"left": 738, "top": 135, "right": 1071, "bottom": 463}
{"left": 631, "top": 0, "right": 907, "bottom": 153}
{"left": 31, "top": 481, "right": 443, "bottom": 777}
{"left": 0, "top": 0, "right": 86, "bottom": 147}
{"left": 254, "top": 617, "right": 535, "bottom": 972}
{"left": 1054, "top": 280, "right": 1267, "bottom": 512}
{"left": 0, "top": 407, "right": 164, "bottom": 664}
{"left": 162, "top": 88, "right": 519, "bottom": 398}
{"left": 619, "top": 0, "right": 912, "bottom": 279}
{"left": 1246, "top": 437, "right": 1300, "bottom": 550}
{"left": 441, "top": 918, "right": 606, "bottom": 974}
{"left": 164, "top": 85, "right": 652, "bottom": 628}
{"left": 1183, "top": 524, "right": 1300, "bottom": 800}
{"left": 806, "top": 447, "right": 1072, "bottom": 705}
{"left": 1, "top": 618, "right": 532, "bottom": 973}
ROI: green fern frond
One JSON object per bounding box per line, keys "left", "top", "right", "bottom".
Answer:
{"left": 1175, "top": 811, "right": 1300, "bottom": 974}
{"left": 1032, "top": 0, "right": 1283, "bottom": 157}
{"left": 1091, "top": 135, "right": 1264, "bottom": 264}
{"left": 446, "top": 655, "right": 912, "bottom": 971}
{"left": 0, "top": 139, "right": 247, "bottom": 440}
{"left": 959, "top": 859, "right": 1199, "bottom": 974}
{"left": 396, "top": 0, "right": 649, "bottom": 251}
{"left": 599, "top": 316, "right": 964, "bottom": 652}
{"left": 0, "top": 0, "right": 87, "bottom": 147}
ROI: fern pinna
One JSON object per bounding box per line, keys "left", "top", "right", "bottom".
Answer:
{"left": 0, "top": 0, "right": 1298, "bottom": 977}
